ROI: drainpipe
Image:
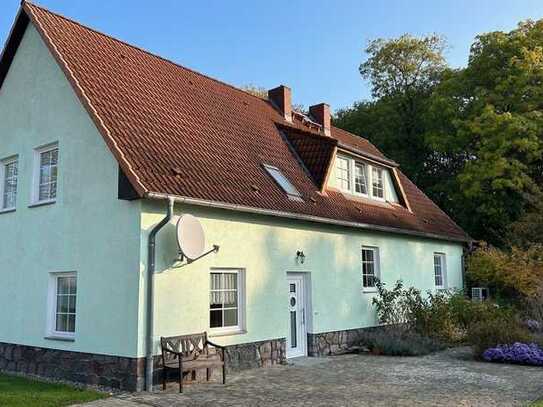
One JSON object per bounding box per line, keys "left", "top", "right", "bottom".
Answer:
{"left": 145, "top": 197, "right": 174, "bottom": 392}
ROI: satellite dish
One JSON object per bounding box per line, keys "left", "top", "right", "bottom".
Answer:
{"left": 176, "top": 214, "right": 206, "bottom": 260}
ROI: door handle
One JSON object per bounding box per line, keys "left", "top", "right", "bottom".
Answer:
{"left": 302, "top": 308, "right": 305, "bottom": 325}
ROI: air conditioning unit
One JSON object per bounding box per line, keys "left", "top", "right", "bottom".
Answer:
{"left": 471, "top": 287, "right": 488, "bottom": 302}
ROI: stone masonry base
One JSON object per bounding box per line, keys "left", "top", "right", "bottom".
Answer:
{"left": 307, "top": 326, "right": 382, "bottom": 356}
{"left": 0, "top": 342, "right": 145, "bottom": 391}
{"left": 0, "top": 338, "right": 287, "bottom": 392}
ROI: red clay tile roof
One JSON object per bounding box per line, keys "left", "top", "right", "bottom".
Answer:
{"left": 1, "top": 2, "right": 469, "bottom": 242}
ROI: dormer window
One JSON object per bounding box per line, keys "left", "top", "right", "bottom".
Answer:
{"left": 336, "top": 156, "right": 351, "bottom": 191}
{"left": 372, "top": 167, "right": 384, "bottom": 199}
{"left": 263, "top": 164, "right": 303, "bottom": 201}
{"left": 354, "top": 162, "right": 368, "bottom": 195}
{"left": 335, "top": 154, "right": 390, "bottom": 202}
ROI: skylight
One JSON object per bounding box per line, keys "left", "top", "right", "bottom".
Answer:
{"left": 263, "top": 164, "right": 303, "bottom": 201}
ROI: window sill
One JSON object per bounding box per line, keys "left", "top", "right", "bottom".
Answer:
{"left": 44, "top": 335, "right": 75, "bottom": 342}
{"left": 208, "top": 329, "right": 247, "bottom": 338}
{"left": 29, "top": 200, "right": 56, "bottom": 208}
{"left": 0, "top": 208, "right": 15, "bottom": 214}
{"left": 362, "top": 288, "right": 378, "bottom": 294}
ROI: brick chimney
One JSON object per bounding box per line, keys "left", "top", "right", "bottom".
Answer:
{"left": 268, "top": 85, "right": 292, "bottom": 122}
{"left": 309, "top": 103, "right": 331, "bottom": 136}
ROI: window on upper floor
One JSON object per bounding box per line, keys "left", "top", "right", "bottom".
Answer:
{"left": 433, "top": 253, "right": 447, "bottom": 289}
{"left": 263, "top": 164, "right": 303, "bottom": 201}
{"left": 32, "top": 143, "right": 59, "bottom": 205}
{"left": 354, "top": 162, "right": 368, "bottom": 195}
{"left": 335, "top": 154, "right": 387, "bottom": 201}
{"left": 372, "top": 167, "right": 384, "bottom": 199}
{"left": 1, "top": 156, "right": 18, "bottom": 212}
{"left": 336, "top": 156, "right": 351, "bottom": 191}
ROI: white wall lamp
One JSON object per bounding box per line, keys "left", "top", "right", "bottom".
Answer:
{"left": 296, "top": 250, "right": 306, "bottom": 264}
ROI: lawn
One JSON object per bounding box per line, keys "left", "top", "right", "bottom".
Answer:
{"left": 0, "top": 373, "right": 107, "bottom": 407}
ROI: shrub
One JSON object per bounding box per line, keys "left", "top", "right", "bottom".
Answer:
{"left": 372, "top": 280, "right": 463, "bottom": 343}
{"left": 467, "top": 243, "right": 543, "bottom": 301}
{"left": 467, "top": 311, "right": 533, "bottom": 356}
{"left": 359, "top": 327, "right": 444, "bottom": 356}
{"left": 483, "top": 343, "right": 543, "bottom": 366}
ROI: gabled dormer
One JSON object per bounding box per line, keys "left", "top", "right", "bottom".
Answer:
{"left": 329, "top": 151, "right": 400, "bottom": 204}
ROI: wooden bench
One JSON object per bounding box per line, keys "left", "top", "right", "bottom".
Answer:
{"left": 160, "top": 332, "right": 226, "bottom": 392}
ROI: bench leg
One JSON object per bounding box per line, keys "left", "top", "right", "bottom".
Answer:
{"left": 206, "top": 368, "right": 210, "bottom": 382}
{"left": 162, "top": 368, "right": 166, "bottom": 391}
{"left": 222, "top": 364, "right": 226, "bottom": 384}
{"left": 179, "top": 358, "right": 183, "bottom": 393}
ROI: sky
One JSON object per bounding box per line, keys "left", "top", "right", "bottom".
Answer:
{"left": 1, "top": 1, "right": 543, "bottom": 112}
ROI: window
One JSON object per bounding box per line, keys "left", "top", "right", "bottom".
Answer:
{"left": 362, "top": 246, "right": 380, "bottom": 290}
{"left": 354, "top": 162, "right": 368, "bottom": 195}
{"left": 263, "top": 164, "right": 302, "bottom": 201}
{"left": 336, "top": 156, "right": 351, "bottom": 191}
{"left": 335, "top": 154, "right": 388, "bottom": 201}
{"left": 1, "top": 157, "right": 18, "bottom": 211}
{"left": 33, "top": 144, "right": 58, "bottom": 204}
{"left": 434, "top": 253, "right": 446, "bottom": 289}
{"left": 372, "top": 167, "right": 384, "bottom": 199}
{"left": 210, "top": 269, "right": 245, "bottom": 334}
{"left": 48, "top": 273, "right": 77, "bottom": 338}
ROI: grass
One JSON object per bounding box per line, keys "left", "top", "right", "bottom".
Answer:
{"left": 0, "top": 373, "right": 107, "bottom": 407}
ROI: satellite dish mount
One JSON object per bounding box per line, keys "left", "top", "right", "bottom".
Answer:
{"left": 176, "top": 214, "right": 219, "bottom": 264}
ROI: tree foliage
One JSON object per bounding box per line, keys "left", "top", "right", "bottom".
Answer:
{"left": 335, "top": 21, "right": 543, "bottom": 246}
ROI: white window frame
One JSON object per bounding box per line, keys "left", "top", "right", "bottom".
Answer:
{"left": 433, "top": 253, "right": 447, "bottom": 289}
{"left": 46, "top": 272, "right": 77, "bottom": 340}
{"left": 335, "top": 154, "right": 386, "bottom": 201}
{"left": 370, "top": 166, "right": 385, "bottom": 201}
{"left": 361, "top": 246, "right": 380, "bottom": 292}
{"left": 354, "top": 161, "right": 369, "bottom": 197}
{"left": 335, "top": 155, "right": 351, "bottom": 192}
{"left": 209, "top": 268, "right": 246, "bottom": 336}
{"left": 31, "top": 142, "right": 59, "bottom": 206}
{"left": 0, "top": 155, "right": 18, "bottom": 212}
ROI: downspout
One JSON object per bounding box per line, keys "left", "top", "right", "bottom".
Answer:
{"left": 145, "top": 197, "right": 174, "bottom": 392}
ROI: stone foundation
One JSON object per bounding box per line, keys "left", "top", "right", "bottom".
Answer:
{"left": 308, "top": 327, "right": 382, "bottom": 356}
{"left": 0, "top": 338, "right": 287, "bottom": 391}
{"left": 224, "top": 338, "right": 287, "bottom": 370}
{"left": 0, "top": 342, "right": 145, "bottom": 391}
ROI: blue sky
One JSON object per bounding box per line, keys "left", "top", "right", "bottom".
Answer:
{"left": 1, "top": 1, "right": 542, "bottom": 112}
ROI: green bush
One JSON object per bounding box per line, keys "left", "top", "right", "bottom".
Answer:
{"left": 467, "top": 310, "right": 533, "bottom": 356}
{"left": 372, "top": 280, "right": 464, "bottom": 343}
{"left": 360, "top": 327, "right": 444, "bottom": 356}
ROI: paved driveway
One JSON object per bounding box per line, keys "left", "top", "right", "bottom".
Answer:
{"left": 76, "top": 348, "right": 543, "bottom": 407}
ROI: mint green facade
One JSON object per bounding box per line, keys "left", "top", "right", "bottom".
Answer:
{"left": 0, "top": 24, "right": 142, "bottom": 358}
{"left": 0, "top": 22, "right": 464, "bottom": 362}
{"left": 141, "top": 201, "right": 463, "bottom": 357}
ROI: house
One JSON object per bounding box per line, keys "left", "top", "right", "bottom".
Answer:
{"left": 0, "top": 1, "right": 469, "bottom": 392}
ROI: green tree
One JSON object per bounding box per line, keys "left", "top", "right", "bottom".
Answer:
{"left": 426, "top": 20, "right": 543, "bottom": 244}
{"left": 336, "top": 34, "right": 448, "bottom": 190}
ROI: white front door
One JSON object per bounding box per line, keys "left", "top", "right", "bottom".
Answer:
{"left": 286, "top": 274, "right": 306, "bottom": 358}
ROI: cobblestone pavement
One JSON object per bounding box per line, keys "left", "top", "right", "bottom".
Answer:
{"left": 74, "top": 348, "right": 543, "bottom": 407}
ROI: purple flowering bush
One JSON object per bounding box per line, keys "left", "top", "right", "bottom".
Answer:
{"left": 483, "top": 342, "right": 543, "bottom": 366}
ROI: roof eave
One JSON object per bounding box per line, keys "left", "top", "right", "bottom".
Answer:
{"left": 145, "top": 192, "right": 471, "bottom": 244}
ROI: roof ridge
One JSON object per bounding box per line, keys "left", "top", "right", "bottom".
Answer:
{"left": 25, "top": 1, "right": 274, "bottom": 106}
